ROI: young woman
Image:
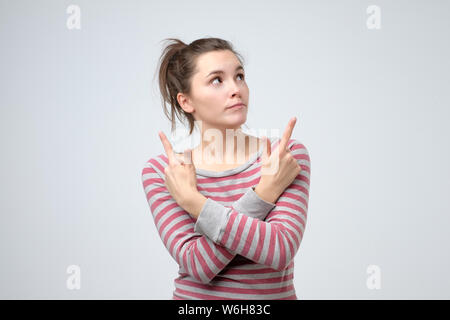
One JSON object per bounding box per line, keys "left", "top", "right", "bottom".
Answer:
{"left": 141, "top": 37, "right": 311, "bottom": 300}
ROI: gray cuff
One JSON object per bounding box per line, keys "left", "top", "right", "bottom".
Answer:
{"left": 194, "top": 198, "right": 230, "bottom": 243}
{"left": 232, "top": 187, "right": 276, "bottom": 220}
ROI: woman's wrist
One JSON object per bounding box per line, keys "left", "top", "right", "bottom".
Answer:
{"left": 253, "top": 184, "right": 279, "bottom": 205}
{"left": 181, "top": 190, "right": 208, "bottom": 219}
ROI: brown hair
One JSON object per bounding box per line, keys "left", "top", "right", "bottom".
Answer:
{"left": 155, "top": 37, "right": 246, "bottom": 135}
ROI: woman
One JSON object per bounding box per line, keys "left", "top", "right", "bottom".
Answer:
{"left": 141, "top": 37, "right": 311, "bottom": 300}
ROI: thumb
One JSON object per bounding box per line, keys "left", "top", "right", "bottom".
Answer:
{"left": 183, "top": 148, "right": 193, "bottom": 165}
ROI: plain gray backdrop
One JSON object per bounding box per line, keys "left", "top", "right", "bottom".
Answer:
{"left": 1, "top": 0, "right": 449, "bottom": 299}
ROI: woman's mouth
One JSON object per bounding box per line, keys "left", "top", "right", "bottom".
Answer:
{"left": 226, "top": 103, "right": 245, "bottom": 110}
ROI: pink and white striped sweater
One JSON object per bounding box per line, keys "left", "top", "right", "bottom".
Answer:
{"left": 141, "top": 137, "right": 311, "bottom": 300}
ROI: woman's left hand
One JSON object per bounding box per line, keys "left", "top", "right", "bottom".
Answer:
{"left": 158, "top": 131, "right": 198, "bottom": 208}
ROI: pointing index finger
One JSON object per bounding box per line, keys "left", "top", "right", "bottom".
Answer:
{"left": 158, "top": 131, "right": 179, "bottom": 165}
{"left": 279, "top": 117, "right": 297, "bottom": 151}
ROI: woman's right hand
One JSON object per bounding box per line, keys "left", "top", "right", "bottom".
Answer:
{"left": 255, "top": 117, "right": 302, "bottom": 203}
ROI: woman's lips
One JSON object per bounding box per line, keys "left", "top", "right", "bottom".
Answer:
{"left": 226, "top": 103, "right": 245, "bottom": 110}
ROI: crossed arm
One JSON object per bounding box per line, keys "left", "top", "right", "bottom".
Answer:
{"left": 141, "top": 139, "right": 310, "bottom": 284}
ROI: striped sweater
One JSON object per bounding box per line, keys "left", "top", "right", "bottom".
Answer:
{"left": 141, "top": 137, "right": 311, "bottom": 300}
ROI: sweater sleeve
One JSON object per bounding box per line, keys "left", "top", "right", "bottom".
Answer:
{"left": 193, "top": 139, "right": 311, "bottom": 272}
{"left": 141, "top": 161, "right": 276, "bottom": 285}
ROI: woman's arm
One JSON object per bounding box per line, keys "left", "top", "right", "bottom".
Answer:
{"left": 182, "top": 184, "right": 278, "bottom": 220}
{"left": 141, "top": 163, "right": 276, "bottom": 284}
{"left": 184, "top": 139, "right": 311, "bottom": 272}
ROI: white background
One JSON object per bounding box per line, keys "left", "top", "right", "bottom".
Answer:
{"left": 1, "top": 0, "right": 449, "bottom": 299}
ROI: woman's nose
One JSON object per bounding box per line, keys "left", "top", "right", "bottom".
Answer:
{"left": 229, "top": 80, "right": 242, "bottom": 96}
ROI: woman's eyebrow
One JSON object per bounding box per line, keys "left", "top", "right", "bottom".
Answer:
{"left": 205, "top": 65, "right": 244, "bottom": 78}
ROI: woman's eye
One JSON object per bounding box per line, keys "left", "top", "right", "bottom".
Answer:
{"left": 211, "top": 73, "right": 245, "bottom": 85}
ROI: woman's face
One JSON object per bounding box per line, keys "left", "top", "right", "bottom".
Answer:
{"left": 179, "top": 49, "right": 249, "bottom": 131}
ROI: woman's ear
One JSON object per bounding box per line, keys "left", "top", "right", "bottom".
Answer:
{"left": 177, "top": 92, "right": 195, "bottom": 113}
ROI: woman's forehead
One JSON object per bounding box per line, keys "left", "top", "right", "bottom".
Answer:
{"left": 195, "top": 51, "right": 242, "bottom": 74}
